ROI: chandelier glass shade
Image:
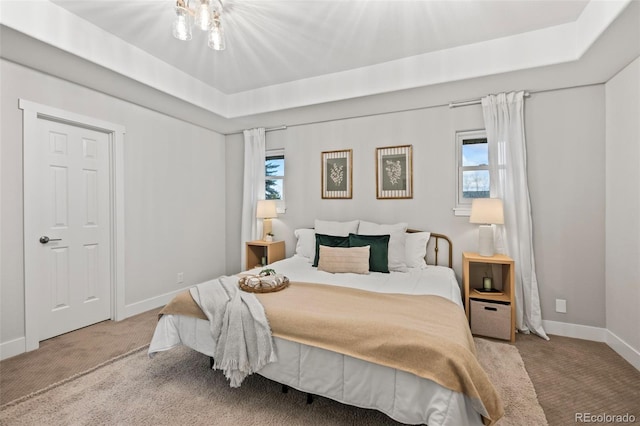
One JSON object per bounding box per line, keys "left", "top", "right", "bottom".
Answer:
{"left": 172, "top": 6, "right": 192, "bottom": 41}
{"left": 172, "top": 0, "right": 225, "bottom": 51}
{"left": 208, "top": 24, "right": 225, "bottom": 50}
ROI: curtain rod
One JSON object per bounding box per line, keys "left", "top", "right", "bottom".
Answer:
{"left": 224, "top": 125, "right": 287, "bottom": 136}
{"left": 448, "top": 92, "right": 531, "bottom": 108}
{"left": 223, "top": 83, "right": 600, "bottom": 134}
{"left": 225, "top": 93, "right": 530, "bottom": 135}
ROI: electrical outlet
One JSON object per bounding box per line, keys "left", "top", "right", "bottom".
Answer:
{"left": 555, "top": 299, "right": 567, "bottom": 313}
{"left": 177, "top": 272, "right": 184, "bottom": 284}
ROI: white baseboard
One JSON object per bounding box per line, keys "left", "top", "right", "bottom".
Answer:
{"left": 606, "top": 330, "right": 640, "bottom": 371}
{"left": 122, "top": 285, "right": 192, "bottom": 319}
{"left": 542, "top": 319, "right": 607, "bottom": 342}
{"left": 0, "top": 337, "right": 26, "bottom": 361}
{"left": 542, "top": 320, "right": 640, "bottom": 371}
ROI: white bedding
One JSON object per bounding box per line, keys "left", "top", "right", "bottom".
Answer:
{"left": 253, "top": 255, "right": 465, "bottom": 303}
{"left": 149, "top": 256, "right": 484, "bottom": 426}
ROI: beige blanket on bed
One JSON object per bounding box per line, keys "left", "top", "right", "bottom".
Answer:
{"left": 160, "top": 281, "right": 503, "bottom": 425}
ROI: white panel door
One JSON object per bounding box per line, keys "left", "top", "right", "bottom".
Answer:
{"left": 26, "top": 118, "right": 111, "bottom": 341}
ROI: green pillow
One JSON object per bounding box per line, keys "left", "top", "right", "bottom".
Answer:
{"left": 348, "top": 233, "right": 390, "bottom": 273}
{"left": 313, "top": 234, "right": 350, "bottom": 267}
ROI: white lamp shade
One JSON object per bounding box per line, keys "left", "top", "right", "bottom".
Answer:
{"left": 469, "top": 198, "right": 504, "bottom": 225}
{"left": 256, "top": 200, "right": 278, "bottom": 219}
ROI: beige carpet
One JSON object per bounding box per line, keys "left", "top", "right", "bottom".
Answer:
{"left": 0, "top": 309, "right": 161, "bottom": 405}
{"left": 1, "top": 338, "right": 545, "bottom": 426}
{"left": 516, "top": 333, "right": 640, "bottom": 425}
{"left": 475, "top": 338, "right": 547, "bottom": 425}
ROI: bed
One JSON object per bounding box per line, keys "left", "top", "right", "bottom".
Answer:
{"left": 149, "top": 221, "right": 503, "bottom": 426}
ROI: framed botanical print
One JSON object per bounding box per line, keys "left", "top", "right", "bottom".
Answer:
{"left": 321, "top": 149, "right": 352, "bottom": 199}
{"left": 376, "top": 145, "right": 413, "bottom": 199}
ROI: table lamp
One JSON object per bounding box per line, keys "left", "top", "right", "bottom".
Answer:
{"left": 469, "top": 198, "right": 504, "bottom": 257}
{"left": 256, "top": 200, "right": 278, "bottom": 241}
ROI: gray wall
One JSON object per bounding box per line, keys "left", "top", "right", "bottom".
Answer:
{"left": 527, "top": 86, "right": 606, "bottom": 327}
{"left": 225, "top": 133, "right": 244, "bottom": 274}
{"left": 0, "top": 59, "right": 228, "bottom": 346}
{"left": 606, "top": 56, "right": 640, "bottom": 355}
{"left": 225, "top": 85, "right": 607, "bottom": 329}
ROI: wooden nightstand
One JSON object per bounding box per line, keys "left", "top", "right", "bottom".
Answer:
{"left": 245, "top": 240, "right": 285, "bottom": 270}
{"left": 462, "top": 252, "right": 515, "bottom": 342}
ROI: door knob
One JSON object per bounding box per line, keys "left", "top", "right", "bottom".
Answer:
{"left": 39, "top": 236, "right": 61, "bottom": 244}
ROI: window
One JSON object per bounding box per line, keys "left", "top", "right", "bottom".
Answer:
{"left": 455, "top": 130, "right": 489, "bottom": 216}
{"left": 265, "top": 149, "right": 286, "bottom": 212}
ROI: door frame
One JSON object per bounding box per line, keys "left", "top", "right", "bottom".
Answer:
{"left": 20, "top": 99, "right": 126, "bottom": 352}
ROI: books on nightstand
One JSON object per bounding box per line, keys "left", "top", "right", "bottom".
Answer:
{"left": 473, "top": 288, "right": 504, "bottom": 296}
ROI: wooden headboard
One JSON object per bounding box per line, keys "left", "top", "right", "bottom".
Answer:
{"left": 407, "top": 229, "right": 453, "bottom": 268}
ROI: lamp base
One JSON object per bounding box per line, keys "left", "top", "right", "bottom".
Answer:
{"left": 262, "top": 218, "right": 273, "bottom": 241}
{"left": 477, "top": 225, "right": 495, "bottom": 257}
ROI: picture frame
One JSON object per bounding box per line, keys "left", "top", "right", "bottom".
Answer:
{"left": 375, "top": 145, "right": 413, "bottom": 199}
{"left": 321, "top": 149, "right": 352, "bottom": 199}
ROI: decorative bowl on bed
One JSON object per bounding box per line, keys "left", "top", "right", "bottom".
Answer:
{"left": 239, "top": 272, "right": 289, "bottom": 293}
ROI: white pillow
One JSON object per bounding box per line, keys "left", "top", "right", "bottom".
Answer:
{"left": 294, "top": 228, "right": 316, "bottom": 262}
{"left": 405, "top": 232, "right": 431, "bottom": 269}
{"left": 357, "top": 221, "right": 408, "bottom": 272}
{"left": 314, "top": 219, "right": 359, "bottom": 237}
{"left": 317, "top": 245, "right": 370, "bottom": 274}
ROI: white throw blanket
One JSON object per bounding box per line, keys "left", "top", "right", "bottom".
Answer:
{"left": 189, "top": 276, "right": 277, "bottom": 387}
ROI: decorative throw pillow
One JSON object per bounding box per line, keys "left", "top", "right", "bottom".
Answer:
{"left": 314, "top": 219, "right": 359, "bottom": 237}
{"left": 405, "top": 232, "right": 431, "bottom": 268}
{"left": 357, "top": 221, "right": 408, "bottom": 272}
{"left": 294, "top": 228, "right": 316, "bottom": 262}
{"left": 313, "top": 233, "right": 350, "bottom": 267}
{"left": 348, "top": 233, "right": 390, "bottom": 273}
{"left": 317, "top": 245, "right": 370, "bottom": 274}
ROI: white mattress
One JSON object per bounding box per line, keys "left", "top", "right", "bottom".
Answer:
{"left": 149, "top": 256, "right": 483, "bottom": 426}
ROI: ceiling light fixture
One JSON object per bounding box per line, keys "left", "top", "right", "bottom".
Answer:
{"left": 172, "top": 0, "right": 225, "bottom": 51}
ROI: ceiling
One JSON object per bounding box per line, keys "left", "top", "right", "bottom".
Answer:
{"left": 0, "top": 0, "right": 637, "bottom": 130}
{"left": 51, "top": 0, "right": 589, "bottom": 94}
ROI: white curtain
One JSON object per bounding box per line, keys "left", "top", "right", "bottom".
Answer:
{"left": 240, "top": 128, "right": 266, "bottom": 271}
{"left": 482, "top": 91, "right": 548, "bottom": 340}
